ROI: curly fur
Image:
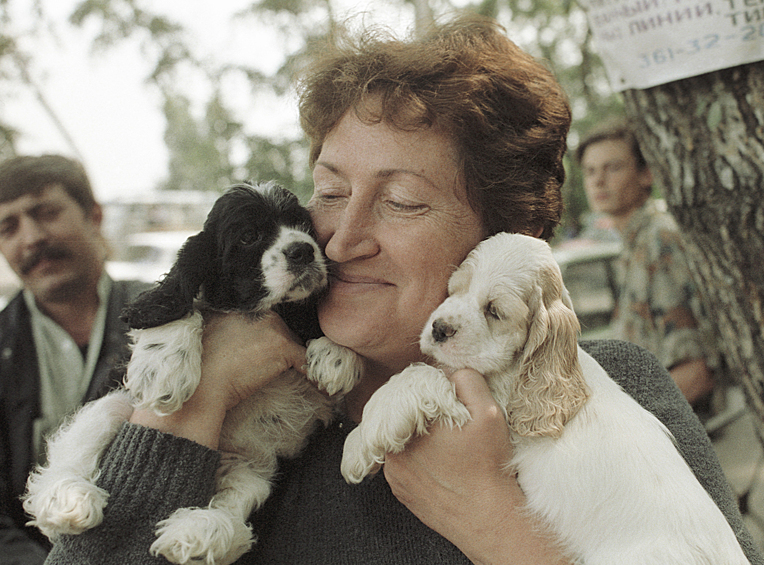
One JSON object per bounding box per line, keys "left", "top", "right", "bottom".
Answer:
{"left": 23, "top": 182, "right": 362, "bottom": 565}
{"left": 342, "top": 232, "right": 749, "bottom": 564}
{"left": 506, "top": 263, "right": 587, "bottom": 438}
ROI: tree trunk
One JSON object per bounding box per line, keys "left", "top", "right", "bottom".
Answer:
{"left": 621, "top": 62, "right": 764, "bottom": 437}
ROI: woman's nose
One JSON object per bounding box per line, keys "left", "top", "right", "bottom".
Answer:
{"left": 322, "top": 200, "right": 379, "bottom": 263}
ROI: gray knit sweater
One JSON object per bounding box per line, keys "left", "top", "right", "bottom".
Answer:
{"left": 45, "top": 340, "right": 763, "bottom": 564}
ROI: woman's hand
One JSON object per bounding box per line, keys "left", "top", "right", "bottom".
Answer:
{"left": 129, "top": 311, "right": 308, "bottom": 450}
{"left": 383, "top": 369, "right": 570, "bottom": 565}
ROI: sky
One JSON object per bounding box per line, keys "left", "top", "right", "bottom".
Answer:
{"left": 3, "top": 0, "right": 419, "bottom": 203}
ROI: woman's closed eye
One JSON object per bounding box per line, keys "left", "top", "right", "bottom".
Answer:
{"left": 309, "top": 189, "right": 348, "bottom": 210}
{"left": 384, "top": 198, "right": 429, "bottom": 214}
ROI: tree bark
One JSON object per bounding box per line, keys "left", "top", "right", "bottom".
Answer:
{"left": 621, "top": 62, "right": 764, "bottom": 437}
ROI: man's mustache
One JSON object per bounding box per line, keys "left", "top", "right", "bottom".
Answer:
{"left": 20, "top": 245, "right": 72, "bottom": 275}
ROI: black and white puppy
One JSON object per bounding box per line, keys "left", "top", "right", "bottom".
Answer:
{"left": 23, "top": 182, "right": 361, "bottom": 565}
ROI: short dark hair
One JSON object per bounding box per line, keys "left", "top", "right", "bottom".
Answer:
{"left": 0, "top": 154, "right": 96, "bottom": 212}
{"left": 575, "top": 118, "right": 648, "bottom": 170}
{"left": 298, "top": 14, "right": 572, "bottom": 240}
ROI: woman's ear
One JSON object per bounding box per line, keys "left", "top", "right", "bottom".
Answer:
{"left": 507, "top": 268, "right": 589, "bottom": 438}
{"left": 121, "top": 231, "right": 214, "bottom": 329}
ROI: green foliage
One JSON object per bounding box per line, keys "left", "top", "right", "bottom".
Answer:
{"left": 69, "top": 0, "right": 192, "bottom": 88}
{"left": 242, "top": 136, "right": 313, "bottom": 201}
{"left": 160, "top": 93, "right": 238, "bottom": 192}
{"left": 0, "top": 122, "right": 17, "bottom": 161}
{"left": 0, "top": 4, "right": 19, "bottom": 157}
{"left": 69, "top": 0, "right": 184, "bottom": 47}
{"left": 253, "top": 0, "right": 326, "bottom": 17}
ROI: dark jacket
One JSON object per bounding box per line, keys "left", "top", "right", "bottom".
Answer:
{"left": 0, "top": 279, "right": 148, "bottom": 565}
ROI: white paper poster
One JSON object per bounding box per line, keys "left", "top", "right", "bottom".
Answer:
{"left": 580, "top": 0, "right": 764, "bottom": 91}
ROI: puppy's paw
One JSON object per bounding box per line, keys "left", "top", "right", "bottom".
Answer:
{"left": 24, "top": 477, "right": 108, "bottom": 540}
{"left": 124, "top": 313, "right": 204, "bottom": 415}
{"left": 341, "top": 427, "right": 383, "bottom": 483}
{"left": 340, "top": 394, "right": 417, "bottom": 484}
{"left": 151, "top": 507, "right": 253, "bottom": 565}
{"left": 305, "top": 337, "right": 363, "bottom": 396}
{"left": 340, "top": 363, "right": 471, "bottom": 484}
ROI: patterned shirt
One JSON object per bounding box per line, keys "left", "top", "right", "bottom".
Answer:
{"left": 612, "top": 200, "right": 718, "bottom": 371}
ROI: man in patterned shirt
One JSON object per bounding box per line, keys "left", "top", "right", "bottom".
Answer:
{"left": 576, "top": 118, "right": 718, "bottom": 410}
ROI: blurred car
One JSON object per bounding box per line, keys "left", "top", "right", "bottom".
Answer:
{"left": 106, "top": 230, "right": 197, "bottom": 284}
{"left": 552, "top": 239, "right": 622, "bottom": 340}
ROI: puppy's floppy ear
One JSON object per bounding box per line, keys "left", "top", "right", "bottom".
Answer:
{"left": 508, "top": 266, "right": 589, "bottom": 438}
{"left": 121, "top": 231, "right": 215, "bottom": 329}
{"left": 561, "top": 285, "right": 575, "bottom": 313}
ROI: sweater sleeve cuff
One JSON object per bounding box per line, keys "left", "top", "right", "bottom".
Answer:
{"left": 97, "top": 422, "right": 221, "bottom": 517}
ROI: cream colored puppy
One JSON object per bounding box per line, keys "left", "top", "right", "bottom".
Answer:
{"left": 342, "top": 232, "right": 749, "bottom": 565}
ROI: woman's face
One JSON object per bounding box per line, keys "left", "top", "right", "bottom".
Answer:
{"left": 308, "top": 108, "right": 486, "bottom": 374}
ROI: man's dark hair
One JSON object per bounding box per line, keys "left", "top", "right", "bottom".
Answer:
{"left": 0, "top": 155, "right": 96, "bottom": 212}
{"left": 575, "top": 118, "right": 648, "bottom": 170}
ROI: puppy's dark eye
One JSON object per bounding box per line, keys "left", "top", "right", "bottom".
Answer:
{"left": 485, "top": 301, "right": 501, "bottom": 321}
{"left": 240, "top": 231, "right": 262, "bottom": 246}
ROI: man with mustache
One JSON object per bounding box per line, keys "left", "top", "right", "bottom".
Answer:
{"left": 0, "top": 155, "right": 149, "bottom": 564}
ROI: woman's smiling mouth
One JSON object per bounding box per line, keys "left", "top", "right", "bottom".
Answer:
{"left": 329, "top": 272, "right": 393, "bottom": 293}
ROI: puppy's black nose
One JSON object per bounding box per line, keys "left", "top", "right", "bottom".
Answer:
{"left": 431, "top": 319, "right": 456, "bottom": 343}
{"left": 284, "top": 242, "right": 315, "bottom": 266}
